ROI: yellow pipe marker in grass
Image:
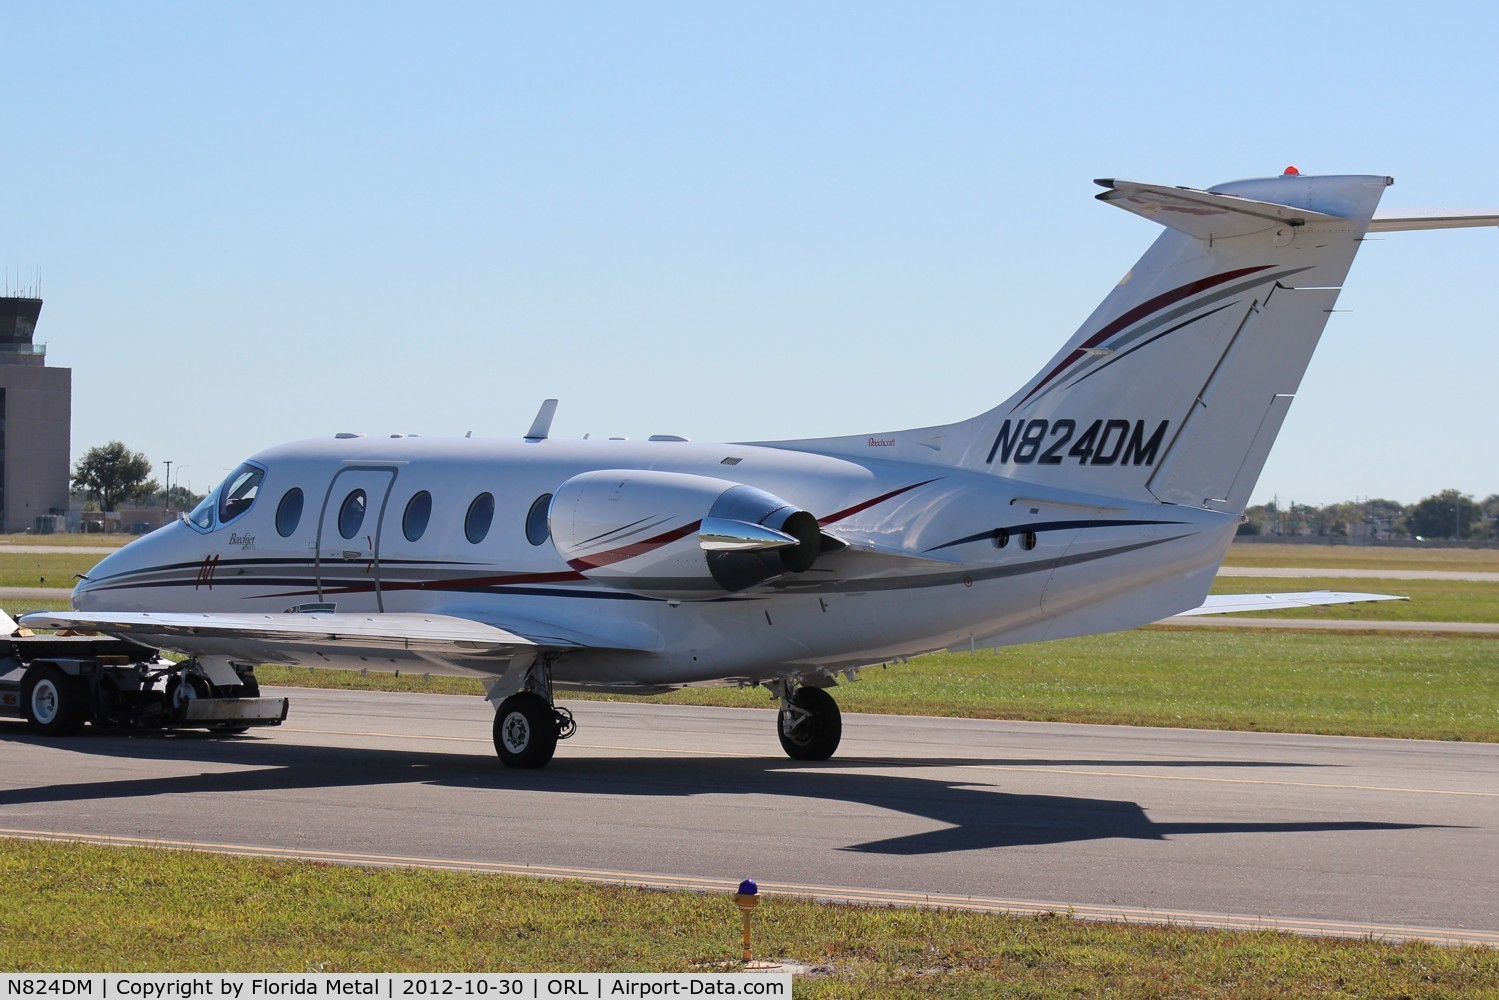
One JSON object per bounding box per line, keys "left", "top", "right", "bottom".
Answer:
{"left": 733, "top": 878, "right": 780, "bottom": 969}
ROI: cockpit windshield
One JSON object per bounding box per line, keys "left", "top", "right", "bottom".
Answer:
{"left": 187, "top": 461, "right": 266, "bottom": 531}
{"left": 187, "top": 494, "right": 215, "bottom": 530}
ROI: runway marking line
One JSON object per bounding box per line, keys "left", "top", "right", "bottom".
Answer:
{"left": 281, "top": 728, "right": 1499, "bottom": 798}
{"left": 2, "top": 826, "right": 1494, "bottom": 949}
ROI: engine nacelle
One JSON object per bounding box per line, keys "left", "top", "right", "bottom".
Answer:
{"left": 549, "top": 469, "right": 821, "bottom": 600}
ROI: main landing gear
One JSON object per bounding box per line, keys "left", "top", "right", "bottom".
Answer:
{"left": 490, "top": 657, "right": 575, "bottom": 769}
{"left": 769, "top": 679, "right": 842, "bottom": 761}
{"left": 483, "top": 659, "right": 843, "bottom": 767}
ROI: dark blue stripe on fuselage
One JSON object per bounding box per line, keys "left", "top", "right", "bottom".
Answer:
{"left": 924, "top": 519, "right": 1185, "bottom": 553}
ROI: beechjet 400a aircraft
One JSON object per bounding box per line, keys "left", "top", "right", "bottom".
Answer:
{"left": 23, "top": 170, "right": 1498, "bottom": 767}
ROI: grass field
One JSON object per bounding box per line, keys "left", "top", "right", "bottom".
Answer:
{"left": 0, "top": 598, "right": 71, "bottom": 616}
{"left": 1222, "top": 541, "right": 1499, "bottom": 571}
{"left": 2, "top": 839, "right": 1495, "bottom": 996}
{"left": 0, "top": 533, "right": 127, "bottom": 548}
{"left": 258, "top": 628, "right": 1499, "bottom": 742}
{"left": 0, "top": 551, "right": 100, "bottom": 589}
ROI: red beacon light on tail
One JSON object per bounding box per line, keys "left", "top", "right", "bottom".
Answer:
{"left": 1283, "top": 165, "right": 1300, "bottom": 175}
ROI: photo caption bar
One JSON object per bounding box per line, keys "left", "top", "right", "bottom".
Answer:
{"left": 0, "top": 975, "right": 791, "bottom": 999}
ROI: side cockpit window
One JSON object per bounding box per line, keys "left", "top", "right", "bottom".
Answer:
{"left": 216, "top": 463, "right": 265, "bottom": 526}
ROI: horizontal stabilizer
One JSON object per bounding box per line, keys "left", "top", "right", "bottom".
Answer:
{"left": 1173, "top": 591, "right": 1407, "bottom": 617}
{"left": 1368, "top": 211, "right": 1499, "bottom": 232}
{"left": 1096, "top": 179, "right": 1343, "bottom": 239}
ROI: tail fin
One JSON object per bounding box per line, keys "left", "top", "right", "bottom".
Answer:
{"left": 767, "top": 173, "right": 1492, "bottom": 512}
{"left": 952, "top": 173, "right": 1392, "bottom": 513}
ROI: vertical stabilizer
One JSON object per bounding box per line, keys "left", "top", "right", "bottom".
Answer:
{"left": 951, "top": 173, "right": 1391, "bottom": 512}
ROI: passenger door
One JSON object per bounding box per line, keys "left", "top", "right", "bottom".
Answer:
{"left": 315, "top": 466, "right": 398, "bottom": 610}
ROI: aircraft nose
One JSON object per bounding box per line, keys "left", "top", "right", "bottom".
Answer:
{"left": 70, "top": 574, "right": 93, "bottom": 609}
{"left": 70, "top": 550, "right": 117, "bottom": 610}
{"left": 69, "top": 524, "right": 178, "bottom": 611}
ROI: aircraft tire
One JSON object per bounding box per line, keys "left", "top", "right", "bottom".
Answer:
{"left": 493, "top": 692, "right": 559, "bottom": 768}
{"left": 778, "top": 686, "right": 841, "bottom": 761}
{"left": 22, "top": 664, "right": 87, "bottom": 736}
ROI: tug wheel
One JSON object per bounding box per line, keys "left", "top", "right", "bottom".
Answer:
{"left": 22, "top": 664, "right": 86, "bottom": 736}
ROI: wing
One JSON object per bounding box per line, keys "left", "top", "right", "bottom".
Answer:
{"left": 19, "top": 610, "right": 583, "bottom": 678}
{"left": 1174, "top": 591, "right": 1407, "bottom": 617}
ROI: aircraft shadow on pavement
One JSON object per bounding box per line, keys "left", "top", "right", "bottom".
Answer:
{"left": 0, "top": 723, "right": 1449, "bottom": 857}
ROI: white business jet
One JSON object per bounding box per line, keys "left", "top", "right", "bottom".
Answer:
{"left": 25, "top": 170, "right": 1496, "bottom": 767}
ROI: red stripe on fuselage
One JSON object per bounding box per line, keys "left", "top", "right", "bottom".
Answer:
{"left": 817, "top": 479, "right": 939, "bottom": 527}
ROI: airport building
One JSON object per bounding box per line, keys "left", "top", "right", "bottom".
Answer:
{"left": 0, "top": 297, "right": 71, "bottom": 533}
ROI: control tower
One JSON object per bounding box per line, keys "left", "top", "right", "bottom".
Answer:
{"left": 0, "top": 297, "right": 71, "bottom": 533}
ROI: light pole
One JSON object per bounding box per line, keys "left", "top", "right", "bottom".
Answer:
{"left": 163, "top": 460, "right": 172, "bottom": 514}
{"left": 171, "top": 466, "right": 188, "bottom": 514}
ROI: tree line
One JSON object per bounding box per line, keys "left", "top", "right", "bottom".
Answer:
{"left": 1240, "top": 491, "right": 1499, "bottom": 542}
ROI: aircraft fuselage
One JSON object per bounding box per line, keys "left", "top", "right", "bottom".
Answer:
{"left": 73, "top": 433, "right": 1236, "bottom": 691}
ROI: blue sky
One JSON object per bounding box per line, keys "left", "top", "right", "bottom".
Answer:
{"left": 5, "top": 2, "right": 1496, "bottom": 506}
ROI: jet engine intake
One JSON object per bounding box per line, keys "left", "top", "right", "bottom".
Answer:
{"left": 549, "top": 470, "right": 821, "bottom": 599}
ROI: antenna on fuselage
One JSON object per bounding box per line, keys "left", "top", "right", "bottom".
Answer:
{"left": 525, "top": 398, "right": 559, "bottom": 442}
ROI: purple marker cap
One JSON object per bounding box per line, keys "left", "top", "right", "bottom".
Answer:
{"left": 737, "top": 879, "right": 758, "bottom": 895}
